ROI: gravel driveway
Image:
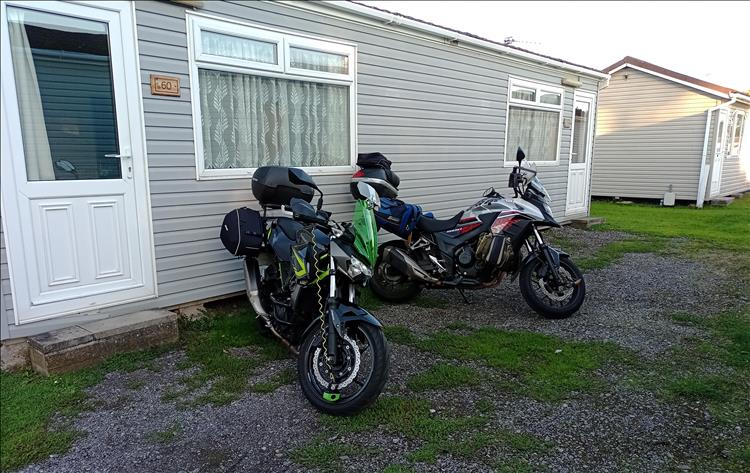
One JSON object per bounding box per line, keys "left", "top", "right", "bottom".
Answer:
{"left": 19, "top": 227, "right": 748, "bottom": 473}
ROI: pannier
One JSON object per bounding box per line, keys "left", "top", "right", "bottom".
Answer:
{"left": 220, "top": 207, "right": 264, "bottom": 256}
{"left": 351, "top": 152, "right": 400, "bottom": 199}
{"left": 374, "top": 197, "right": 426, "bottom": 239}
{"left": 252, "top": 166, "right": 315, "bottom": 208}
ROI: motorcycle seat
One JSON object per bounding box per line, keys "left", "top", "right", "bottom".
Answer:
{"left": 416, "top": 211, "right": 465, "bottom": 233}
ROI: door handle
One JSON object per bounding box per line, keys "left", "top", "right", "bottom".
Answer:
{"left": 104, "top": 153, "right": 133, "bottom": 179}
{"left": 104, "top": 153, "right": 131, "bottom": 159}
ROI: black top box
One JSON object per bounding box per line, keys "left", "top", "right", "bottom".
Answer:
{"left": 252, "top": 166, "right": 315, "bottom": 208}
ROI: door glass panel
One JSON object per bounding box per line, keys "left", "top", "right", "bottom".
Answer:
{"left": 7, "top": 7, "right": 120, "bottom": 181}
{"left": 571, "top": 101, "right": 590, "bottom": 164}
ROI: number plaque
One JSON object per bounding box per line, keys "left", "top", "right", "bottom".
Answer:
{"left": 150, "top": 75, "right": 180, "bottom": 97}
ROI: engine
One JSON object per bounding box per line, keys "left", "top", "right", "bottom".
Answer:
{"left": 476, "top": 232, "right": 514, "bottom": 270}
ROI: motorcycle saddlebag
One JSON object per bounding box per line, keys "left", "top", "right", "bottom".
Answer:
{"left": 220, "top": 207, "right": 264, "bottom": 256}
{"left": 374, "top": 197, "right": 423, "bottom": 238}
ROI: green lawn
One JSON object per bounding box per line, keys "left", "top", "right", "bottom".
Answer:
{"left": 590, "top": 195, "right": 750, "bottom": 251}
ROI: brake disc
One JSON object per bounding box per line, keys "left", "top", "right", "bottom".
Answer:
{"left": 312, "top": 333, "right": 361, "bottom": 390}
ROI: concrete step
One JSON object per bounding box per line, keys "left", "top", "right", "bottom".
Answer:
{"left": 28, "top": 310, "right": 178, "bottom": 375}
{"left": 709, "top": 196, "right": 734, "bottom": 206}
{"left": 570, "top": 216, "right": 606, "bottom": 229}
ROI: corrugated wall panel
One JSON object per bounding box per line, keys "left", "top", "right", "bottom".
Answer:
{"left": 3, "top": 0, "right": 601, "bottom": 337}
{"left": 591, "top": 67, "right": 722, "bottom": 200}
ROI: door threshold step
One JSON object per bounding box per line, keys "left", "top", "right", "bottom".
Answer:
{"left": 28, "top": 310, "right": 178, "bottom": 375}
{"left": 570, "top": 216, "right": 606, "bottom": 229}
{"left": 709, "top": 196, "right": 734, "bottom": 206}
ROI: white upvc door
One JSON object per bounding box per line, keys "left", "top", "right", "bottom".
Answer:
{"left": 710, "top": 109, "right": 729, "bottom": 197}
{"left": 0, "top": 1, "right": 155, "bottom": 324}
{"left": 565, "top": 91, "right": 596, "bottom": 215}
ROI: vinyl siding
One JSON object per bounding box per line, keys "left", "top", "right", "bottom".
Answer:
{"left": 591, "top": 67, "right": 722, "bottom": 200}
{"left": 1, "top": 0, "right": 601, "bottom": 338}
{"left": 719, "top": 103, "right": 750, "bottom": 196}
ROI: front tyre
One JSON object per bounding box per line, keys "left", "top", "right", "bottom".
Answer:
{"left": 298, "top": 323, "right": 389, "bottom": 415}
{"left": 519, "top": 255, "right": 585, "bottom": 319}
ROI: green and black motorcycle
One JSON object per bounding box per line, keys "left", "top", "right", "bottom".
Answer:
{"left": 221, "top": 166, "right": 388, "bottom": 415}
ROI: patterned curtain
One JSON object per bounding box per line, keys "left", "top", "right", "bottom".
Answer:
{"left": 290, "top": 47, "right": 349, "bottom": 75}
{"left": 506, "top": 106, "right": 559, "bottom": 162}
{"left": 201, "top": 31, "right": 277, "bottom": 64}
{"left": 198, "top": 69, "right": 350, "bottom": 169}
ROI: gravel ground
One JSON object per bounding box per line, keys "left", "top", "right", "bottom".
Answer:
{"left": 19, "top": 227, "right": 747, "bottom": 473}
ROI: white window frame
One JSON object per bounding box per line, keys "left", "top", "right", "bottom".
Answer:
{"left": 187, "top": 13, "right": 357, "bottom": 180}
{"left": 729, "top": 110, "right": 745, "bottom": 158}
{"left": 504, "top": 77, "right": 564, "bottom": 167}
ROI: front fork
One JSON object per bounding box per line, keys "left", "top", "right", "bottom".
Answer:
{"left": 526, "top": 226, "right": 563, "bottom": 282}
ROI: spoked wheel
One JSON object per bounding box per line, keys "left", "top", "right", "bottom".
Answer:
{"left": 298, "top": 323, "right": 389, "bottom": 415}
{"left": 519, "top": 255, "right": 585, "bottom": 319}
{"left": 369, "top": 244, "right": 422, "bottom": 302}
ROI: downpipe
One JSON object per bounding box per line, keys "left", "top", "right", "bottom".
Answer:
{"left": 382, "top": 246, "right": 439, "bottom": 284}
{"left": 244, "top": 258, "right": 298, "bottom": 355}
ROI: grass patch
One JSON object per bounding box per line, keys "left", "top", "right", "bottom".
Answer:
{"left": 358, "top": 286, "right": 385, "bottom": 311}
{"left": 146, "top": 422, "right": 182, "bottom": 444}
{"left": 577, "top": 237, "right": 666, "bottom": 270}
{"left": 590, "top": 195, "right": 750, "bottom": 251}
{"left": 383, "top": 325, "right": 417, "bottom": 346}
{"left": 670, "top": 311, "right": 705, "bottom": 326}
{"left": 321, "top": 396, "right": 548, "bottom": 464}
{"left": 665, "top": 375, "right": 734, "bottom": 402}
{"left": 411, "top": 294, "right": 447, "bottom": 309}
{"left": 172, "top": 309, "right": 288, "bottom": 406}
{"left": 126, "top": 380, "right": 146, "bottom": 390}
{"left": 407, "top": 363, "right": 481, "bottom": 392}
{"left": 0, "top": 346, "right": 171, "bottom": 471}
{"left": 387, "top": 325, "right": 624, "bottom": 401}
{"left": 250, "top": 367, "right": 296, "bottom": 394}
{"left": 290, "top": 436, "right": 375, "bottom": 471}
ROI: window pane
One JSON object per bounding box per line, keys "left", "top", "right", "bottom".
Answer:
{"left": 540, "top": 92, "right": 561, "bottom": 105}
{"left": 201, "top": 30, "right": 277, "bottom": 64}
{"left": 8, "top": 7, "right": 120, "bottom": 181}
{"left": 572, "top": 102, "right": 590, "bottom": 164}
{"left": 511, "top": 86, "right": 536, "bottom": 102}
{"left": 290, "top": 47, "right": 349, "bottom": 74}
{"left": 733, "top": 114, "right": 744, "bottom": 150}
{"left": 198, "top": 69, "right": 350, "bottom": 169}
{"left": 506, "top": 106, "right": 559, "bottom": 162}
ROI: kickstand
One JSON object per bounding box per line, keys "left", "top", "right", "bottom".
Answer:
{"left": 458, "top": 288, "right": 471, "bottom": 305}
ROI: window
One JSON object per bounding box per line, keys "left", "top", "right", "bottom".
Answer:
{"left": 730, "top": 111, "right": 745, "bottom": 156}
{"left": 505, "top": 78, "right": 563, "bottom": 164}
{"left": 188, "top": 15, "right": 356, "bottom": 179}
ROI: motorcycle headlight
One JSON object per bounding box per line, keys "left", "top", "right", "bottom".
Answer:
{"left": 345, "top": 256, "right": 372, "bottom": 282}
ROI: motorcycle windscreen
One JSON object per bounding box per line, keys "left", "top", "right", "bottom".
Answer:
{"left": 352, "top": 200, "right": 378, "bottom": 266}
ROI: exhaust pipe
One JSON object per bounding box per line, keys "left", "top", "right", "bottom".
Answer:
{"left": 244, "top": 259, "right": 298, "bottom": 354}
{"left": 382, "top": 246, "right": 439, "bottom": 284}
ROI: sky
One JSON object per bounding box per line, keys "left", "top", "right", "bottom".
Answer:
{"left": 360, "top": 1, "right": 750, "bottom": 91}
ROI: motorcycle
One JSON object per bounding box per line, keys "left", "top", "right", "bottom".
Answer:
{"left": 353, "top": 148, "right": 586, "bottom": 319}
{"left": 221, "top": 167, "right": 389, "bottom": 415}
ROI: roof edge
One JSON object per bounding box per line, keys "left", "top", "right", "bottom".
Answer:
{"left": 319, "top": 1, "right": 609, "bottom": 80}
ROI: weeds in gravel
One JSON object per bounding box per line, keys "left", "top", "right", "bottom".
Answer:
{"left": 386, "top": 325, "right": 624, "bottom": 401}
{"left": 382, "top": 464, "right": 416, "bottom": 473}
{"left": 126, "top": 380, "right": 146, "bottom": 390}
{"left": 250, "top": 367, "right": 296, "bottom": 393}
{"left": 410, "top": 294, "right": 447, "bottom": 309}
{"left": 290, "top": 436, "right": 376, "bottom": 471}
{"left": 577, "top": 236, "right": 667, "bottom": 270}
{"left": 171, "top": 309, "right": 288, "bottom": 406}
{"left": 0, "top": 346, "right": 171, "bottom": 471}
{"left": 146, "top": 422, "right": 183, "bottom": 444}
{"left": 357, "top": 287, "right": 385, "bottom": 311}
{"left": 407, "top": 363, "right": 481, "bottom": 392}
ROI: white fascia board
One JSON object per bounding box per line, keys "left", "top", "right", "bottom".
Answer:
{"left": 299, "top": 1, "right": 610, "bottom": 80}
{"left": 608, "top": 63, "right": 731, "bottom": 100}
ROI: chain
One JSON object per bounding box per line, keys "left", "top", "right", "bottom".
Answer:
{"left": 313, "top": 244, "right": 336, "bottom": 388}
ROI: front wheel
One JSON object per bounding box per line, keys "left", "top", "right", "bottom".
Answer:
{"left": 298, "top": 323, "right": 389, "bottom": 415}
{"left": 519, "top": 255, "right": 585, "bottom": 319}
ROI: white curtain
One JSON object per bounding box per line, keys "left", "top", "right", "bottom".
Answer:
{"left": 572, "top": 107, "right": 590, "bottom": 164}
{"left": 506, "top": 106, "right": 559, "bottom": 162}
{"left": 290, "top": 47, "right": 349, "bottom": 75}
{"left": 201, "top": 30, "right": 276, "bottom": 64}
{"left": 8, "top": 8, "right": 55, "bottom": 181}
{"left": 199, "top": 69, "right": 349, "bottom": 169}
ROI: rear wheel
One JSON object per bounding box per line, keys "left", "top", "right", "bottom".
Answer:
{"left": 369, "top": 243, "right": 423, "bottom": 303}
{"left": 519, "top": 255, "right": 585, "bottom": 319}
{"left": 298, "top": 323, "right": 389, "bottom": 415}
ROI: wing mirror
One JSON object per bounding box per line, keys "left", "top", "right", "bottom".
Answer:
{"left": 290, "top": 198, "right": 328, "bottom": 225}
{"left": 356, "top": 182, "right": 380, "bottom": 209}
{"left": 516, "top": 147, "right": 526, "bottom": 164}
